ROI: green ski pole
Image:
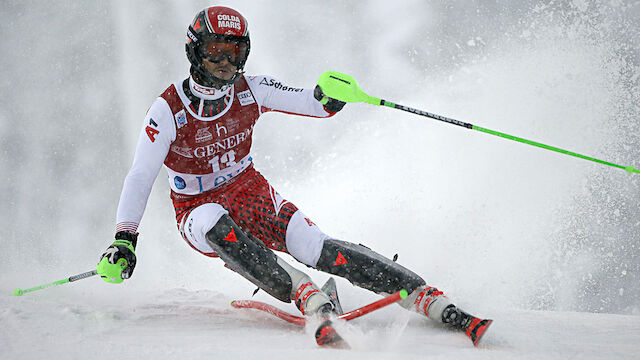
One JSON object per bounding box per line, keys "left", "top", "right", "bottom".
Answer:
{"left": 317, "top": 70, "right": 639, "bottom": 175}
{"left": 13, "top": 269, "right": 98, "bottom": 296}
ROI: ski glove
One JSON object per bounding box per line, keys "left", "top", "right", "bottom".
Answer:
{"left": 97, "top": 231, "right": 138, "bottom": 284}
{"left": 314, "top": 85, "right": 346, "bottom": 113}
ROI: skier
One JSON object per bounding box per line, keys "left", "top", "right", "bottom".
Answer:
{"left": 97, "top": 6, "right": 490, "bottom": 345}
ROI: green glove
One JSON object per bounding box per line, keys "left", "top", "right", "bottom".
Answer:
{"left": 97, "top": 231, "right": 137, "bottom": 284}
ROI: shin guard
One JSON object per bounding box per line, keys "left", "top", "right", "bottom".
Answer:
{"left": 314, "top": 239, "right": 426, "bottom": 295}
{"left": 206, "top": 215, "right": 293, "bottom": 302}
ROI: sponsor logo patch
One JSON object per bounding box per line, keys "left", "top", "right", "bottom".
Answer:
{"left": 145, "top": 118, "right": 159, "bottom": 142}
{"left": 174, "top": 176, "right": 186, "bottom": 190}
{"left": 226, "top": 117, "right": 241, "bottom": 132}
{"left": 195, "top": 127, "right": 213, "bottom": 143}
{"left": 216, "top": 14, "right": 241, "bottom": 31}
{"left": 170, "top": 145, "right": 193, "bottom": 158}
{"left": 145, "top": 126, "right": 159, "bottom": 142}
{"left": 223, "top": 228, "right": 238, "bottom": 242}
{"left": 192, "top": 82, "right": 216, "bottom": 96}
{"left": 333, "top": 251, "right": 348, "bottom": 266}
{"left": 174, "top": 109, "right": 187, "bottom": 128}
{"left": 259, "top": 78, "right": 303, "bottom": 92}
{"left": 186, "top": 28, "right": 198, "bottom": 43}
{"left": 237, "top": 90, "right": 255, "bottom": 106}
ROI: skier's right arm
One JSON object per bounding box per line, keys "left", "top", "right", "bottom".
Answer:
{"left": 97, "top": 97, "right": 175, "bottom": 284}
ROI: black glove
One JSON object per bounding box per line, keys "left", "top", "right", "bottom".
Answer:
{"left": 97, "top": 231, "right": 138, "bottom": 284}
{"left": 314, "top": 85, "right": 346, "bottom": 113}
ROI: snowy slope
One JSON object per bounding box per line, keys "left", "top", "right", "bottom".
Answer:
{"left": 2, "top": 284, "right": 639, "bottom": 360}
{"left": 2, "top": 2, "right": 639, "bottom": 360}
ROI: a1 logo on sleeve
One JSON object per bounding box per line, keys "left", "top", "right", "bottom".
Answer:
{"left": 145, "top": 118, "right": 160, "bottom": 143}
{"left": 237, "top": 90, "right": 255, "bottom": 106}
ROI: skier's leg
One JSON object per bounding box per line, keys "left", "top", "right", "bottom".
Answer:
{"left": 314, "top": 239, "right": 460, "bottom": 323}
{"left": 285, "top": 214, "right": 472, "bottom": 327}
{"left": 313, "top": 238, "right": 491, "bottom": 338}
{"left": 182, "top": 202, "right": 333, "bottom": 315}
{"left": 217, "top": 170, "right": 490, "bottom": 342}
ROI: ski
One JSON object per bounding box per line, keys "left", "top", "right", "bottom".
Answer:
{"left": 314, "top": 319, "right": 348, "bottom": 348}
{"left": 231, "top": 289, "right": 408, "bottom": 326}
{"left": 231, "top": 288, "right": 408, "bottom": 347}
{"left": 315, "top": 277, "right": 347, "bottom": 348}
{"left": 465, "top": 317, "right": 493, "bottom": 346}
{"left": 443, "top": 304, "right": 493, "bottom": 346}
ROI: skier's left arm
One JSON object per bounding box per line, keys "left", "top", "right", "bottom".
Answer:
{"left": 246, "top": 75, "right": 345, "bottom": 118}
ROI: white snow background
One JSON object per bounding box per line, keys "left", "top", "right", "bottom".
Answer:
{"left": 1, "top": 1, "right": 639, "bottom": 359}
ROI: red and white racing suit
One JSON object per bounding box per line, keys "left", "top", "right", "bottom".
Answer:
{"left": 115, "top": 74, "right": 336, "bottom": 266}
{"left": 114, "top": 74, "right": 461, "bottom": 324}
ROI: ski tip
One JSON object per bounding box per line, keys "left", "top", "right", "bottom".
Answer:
{"left": 469, "top": 319, "right": 493, "bottom": 347}
{"left": 399, "top": 289, "right": 408, "bottom": 299}
{"left": 13, "top": 288, "right": 24, "bottom": 296}
{"left": 315, "top": 320, "right": 350, "bottom": 349}
{"left": 320, "top": 277, "right": 337, "bottom": 292}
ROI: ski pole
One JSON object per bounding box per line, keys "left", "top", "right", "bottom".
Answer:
{"left": 13, "top": 269, "right": 98, "bottom": 296}
{"left": 317, "top": 70, "right": 639, "bottom": 175}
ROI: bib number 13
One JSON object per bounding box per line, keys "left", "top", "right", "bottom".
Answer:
{"left": 208, "top": 150, "right": 236, "bottom": 172}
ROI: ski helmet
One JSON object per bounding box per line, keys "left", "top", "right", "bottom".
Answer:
{"left": 186, "top": 6, "right": 250, "bottom": 88}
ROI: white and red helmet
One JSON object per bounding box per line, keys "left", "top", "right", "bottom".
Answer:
{"left": 186, "top": 6, "right": 250, "bottom": 88}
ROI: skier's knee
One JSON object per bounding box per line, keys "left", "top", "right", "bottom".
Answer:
{"left": 181, "top": 202, "right": 229, "bottom": 254}
{"left": 285, "top": 210, "right": 330, "bottom": 266}
{"left": 314, "top": 239, "right": 426, "bottom": 295}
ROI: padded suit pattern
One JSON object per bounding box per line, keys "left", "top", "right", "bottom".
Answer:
{"left": 174, "top": 167, "right": 299, "bottom": 253}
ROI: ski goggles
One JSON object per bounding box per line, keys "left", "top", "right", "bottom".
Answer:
{"left": 199, "top": 38, "right": 248, "bottom": 67}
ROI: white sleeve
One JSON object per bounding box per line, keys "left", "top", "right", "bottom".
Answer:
{"left": 115, "top": 97, "right": 175, "bottom": 233}
{"left": 245, "top": 75, "right": 333, "bottom": 118}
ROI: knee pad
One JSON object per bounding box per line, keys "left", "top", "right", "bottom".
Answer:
{"left": 315, "top": 239, "right": 426, "bottom": 295}
{"left": 181, "top": 203, "right": 228, "bottom": 255}
{"left": 206, "top": 214, "right": 293, "bottom": 302}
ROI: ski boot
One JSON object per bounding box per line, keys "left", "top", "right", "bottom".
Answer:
{"left": 442, "top": 304, "right": 492, "bottom": 346}
{"left": 309, "top": 278, "right": 348, "bottom": 348}
{"left": 402, "top": 286, "right": 493, "bottom": 346}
